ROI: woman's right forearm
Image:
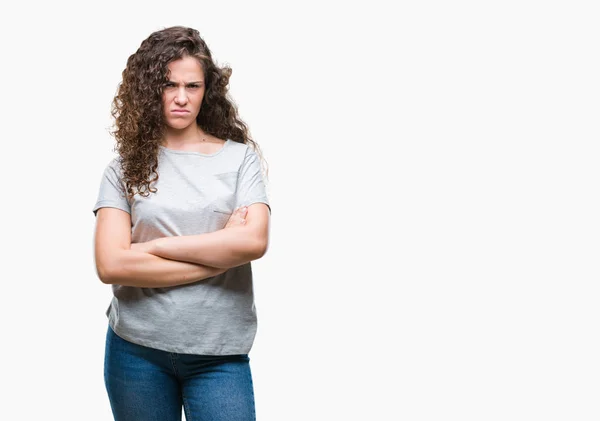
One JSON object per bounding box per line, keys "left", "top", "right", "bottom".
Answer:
{"left": 97, "top": 250, "right": 227, "bottom": 287}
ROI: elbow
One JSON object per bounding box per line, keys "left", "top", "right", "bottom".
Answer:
{"left": 96, "top": 262, "right": 117, "bottom": 285}
{"left": 253, "top": 238, "right": 269, "bottom": 260}
{"left": 97, "top": 267, "right": 113, "bottom": 284}
{"left": 95, "top": 248, "right": 131, "bottom": 285}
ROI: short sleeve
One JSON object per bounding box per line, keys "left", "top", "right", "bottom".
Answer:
{"left": 92, "top": 158, "right": 131, "bottom": 216}
{"left": 235, "top": 148, "right": 271, "bottom": 214}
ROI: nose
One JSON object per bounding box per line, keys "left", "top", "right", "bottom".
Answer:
{"left": 174, "top": 87, "right": 188, "bottom": 105}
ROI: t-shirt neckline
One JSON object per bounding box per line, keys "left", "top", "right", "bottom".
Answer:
{"left": 159, "top": 139, "right": 230, "bottom": 157}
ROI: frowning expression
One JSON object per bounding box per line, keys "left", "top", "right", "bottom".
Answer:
{"left": 162, "top": 56, "right": 205, "bottom": 131}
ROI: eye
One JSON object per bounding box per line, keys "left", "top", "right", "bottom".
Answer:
{"left": 164, "top": 82, "right": 176, "bottom": 88}
{"left": 187, "top": 84, "right": 201, "bottom": 89}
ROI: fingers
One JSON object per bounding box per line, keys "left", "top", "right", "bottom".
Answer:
{"left": 239, "top": 206, "right": 247, "bottom": 224}
{"left": 235, "top": 206, "right": 248, "bottom": 217}
{"left": 226, "top": 207, "right": 247, "bottom": 227}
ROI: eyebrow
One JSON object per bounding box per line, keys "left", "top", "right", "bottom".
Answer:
{"left": 166, "top": 80, "right": 204, "bottom": 84}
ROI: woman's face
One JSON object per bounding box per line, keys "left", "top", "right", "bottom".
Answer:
{"left": 162, "top": 56, "right": 205, "bottom": 131}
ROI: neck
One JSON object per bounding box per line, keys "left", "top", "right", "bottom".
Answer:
{"left": 163, "top": 124, "right": 209, "bottom": 148}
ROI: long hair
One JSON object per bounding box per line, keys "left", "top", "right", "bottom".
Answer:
{"left": 110, "top": 26, "right": 266, "bottom": 199}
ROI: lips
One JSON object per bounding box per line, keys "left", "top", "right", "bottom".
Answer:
{"left": 171, "top": 109, "right": 190, "bottom": 114}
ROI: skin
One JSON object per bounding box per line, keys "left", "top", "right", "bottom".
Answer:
{"left": 130, "top": 207, "right": 248, "bottom": 254}
{"left": 94, "top": 56, "right": 268, "bottom": 287}
{"left": 161, "top": 55, "right": 221, "bottom": 152}
{"left": 129, "top": 55, "right": 249, "bottom": 252}
{"left": 154, "top": 55, "right": 250, "bottom": 233}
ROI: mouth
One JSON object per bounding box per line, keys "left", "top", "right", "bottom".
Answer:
{"left": 171, "top": 109, "right": 190, "bottom": 114}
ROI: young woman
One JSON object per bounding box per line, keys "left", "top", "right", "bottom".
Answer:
{"left": 92, "top": 26, "right": 271, "bottom": 421}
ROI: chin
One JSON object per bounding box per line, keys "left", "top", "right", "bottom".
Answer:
{"left": 166, "top": 120, "right": 194, "bottom": 130}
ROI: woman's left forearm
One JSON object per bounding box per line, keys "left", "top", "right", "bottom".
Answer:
{"left": 143, "top": 227, "right": 267, "bottom": 269}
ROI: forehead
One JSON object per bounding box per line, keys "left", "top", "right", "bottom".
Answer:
{"left": 167, "top": 56, "right": 204, "bottom": 80}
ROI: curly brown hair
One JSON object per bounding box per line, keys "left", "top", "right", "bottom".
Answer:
{"left": 110, "top": 26, "right": 266, "bottom": 199}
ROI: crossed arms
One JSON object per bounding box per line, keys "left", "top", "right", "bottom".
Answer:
{"left": 93, "top": 203, "right": 270, "bottom": 288}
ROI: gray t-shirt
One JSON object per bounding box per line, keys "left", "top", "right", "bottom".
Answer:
{"left": 92, "top": 139, "right": 270, "bottom": 355}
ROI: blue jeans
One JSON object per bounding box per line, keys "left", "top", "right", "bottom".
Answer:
{"left": 104, "top": 325, "right": 256, "bottom": 421}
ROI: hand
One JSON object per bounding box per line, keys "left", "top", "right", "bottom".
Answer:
{"left": 225, "top": 206, "right": 248, "bottom": 229}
